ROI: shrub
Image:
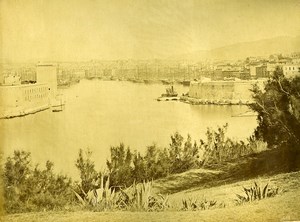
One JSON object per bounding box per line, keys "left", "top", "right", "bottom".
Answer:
{"left": 3, "top": 150, "right": 73, "bottom": 213}
{"left": 107, "top": 143, "right": 133, "bottom": 188}
{"left": 132, "top": 151, "right": 147, "bottom": 182}
{"left": 75, "top": 148, "right": 98, "bottom": 195}
{"left": 144, "top": 144, "right": 171, "bottom": 179}
{"left": 168, "top": 133, "right": 200, "bottom": 174}
{"left": 200, "top": 124, "right": 260, "bottom": 166}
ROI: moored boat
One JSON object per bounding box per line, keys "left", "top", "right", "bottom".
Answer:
{"left": 182, "top": 80, "right": 191, "bottom": 86}
{"left": 157, "top": 85, "right": 180, "bottom": 101}
{"left": 51, "top": 95, "right": 66, "bottom": 112}
{"left": 161, "top": 79, "right": 174, "bottom": 85}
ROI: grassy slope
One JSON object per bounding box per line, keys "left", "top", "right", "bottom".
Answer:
{"left": 153, "top": 148, "right": 300, "bottom": 194}
{"left": 2, "top": 149, "right": 300, "bottom": 222}
{"left": 3, "top": 172, "right": 300, "bottom": 222}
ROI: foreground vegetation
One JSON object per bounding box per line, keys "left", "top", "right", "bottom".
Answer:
{"left": 3, "top": 170, "right": 300, "bottom": 222}
{"left": 2, "top": 123, "right": 267, "bottom": 214}
{"left": 1, "top": 67, "right": 300, "bottom": 218}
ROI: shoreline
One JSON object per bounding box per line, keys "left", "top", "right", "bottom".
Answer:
{"left": 180, "top": 96, "right": 254, "bottom": 106}
{"left": 0, "top": 105, "right": 50, "bottom": 119}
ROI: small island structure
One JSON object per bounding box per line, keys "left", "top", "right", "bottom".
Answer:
{"left": 157, "top": 85, "right": 180, "bottom": 101}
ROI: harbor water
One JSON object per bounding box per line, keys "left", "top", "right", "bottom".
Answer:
{"left": 0, "top": 79, "right": 257, "bottom": 179}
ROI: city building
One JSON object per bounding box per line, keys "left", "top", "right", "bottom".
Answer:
{"left": 250, "top": 65, "right": 268, "bottom": 78}
{"left": 283, "top": 64, "right": 300, "bottom": 78}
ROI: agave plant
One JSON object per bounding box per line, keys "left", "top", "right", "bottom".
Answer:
{"left": 182, "top": 198, "right": 198, "bottom": 211}
{"left": 181, "top": 197, "right": 218, "bottom": 211}
{"left": 129, "top": 180, "right": 153, "bottom": 210}
{"left": 120, "top": 180, "right": 169, "bottom": 211}
{"left": 235, "top": 181, "right": 279, "bottom": 204}
{"left": 73, "top": 178, "right": 170, "bottom": 211}
{"left": 73, "top": 175, "right": 118, "bottom": 210}
{"left": 148, "top": 194, "right": 170, "bottom": 211}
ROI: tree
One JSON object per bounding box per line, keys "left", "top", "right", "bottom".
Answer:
{"left": 132, "top": 151, "right": 147, "bottom": 182}
{"left": 169, "top": 132, "right": 184, "bottom": 173}
{"left": 181, "top": 135, "right": 199, "bottom": 170}
{"left": 75, "top": 149, "right": 97, "bottom": 194}
{"left": 155, "top": 148, "right": 171, "bottom": 178}
{"left": 168, "top": 133, "right": 199, "bottom": 173}
{"left": 4, "top": 151, "right": 32, "bottom": 207}
{"left": 249, "top": 67, "right": 300, "bottom": 149}
{"left": 4, "top": 151, "right": 31, "bottom": 188}
{"left": 144, "top": 144, "right": 159, "bottom": 179}
{"left": 4, "top": 150, "right": 72, "bottom": 213}
{"left": 106, "top": 143, "right": 133, "bottom": 188}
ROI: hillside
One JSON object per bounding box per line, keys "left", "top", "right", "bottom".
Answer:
{"left": 3, "top": 170, "right": 300, "bottom": 222}
{"left": 2, "top": 148, "right": 300, "bottom": 222}
{"left": 170, "top": 35, "right": 300, "bottom": 61}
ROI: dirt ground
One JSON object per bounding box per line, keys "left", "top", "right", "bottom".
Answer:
{"left": 2, "top": 171, "right": 300, "bottom": 222}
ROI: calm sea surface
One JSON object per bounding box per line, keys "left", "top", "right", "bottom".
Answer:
{"left": 1, "top": 80, "right": 257, "bottom": 178}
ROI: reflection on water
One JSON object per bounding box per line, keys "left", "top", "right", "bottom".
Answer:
{"left": 0, "top": 80, "right": 257, "bottom": 178}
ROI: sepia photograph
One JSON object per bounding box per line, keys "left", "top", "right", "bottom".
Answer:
{"left": 0, "top": 0, "right": 300, "bottom": 221}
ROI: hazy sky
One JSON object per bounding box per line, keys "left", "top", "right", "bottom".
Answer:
{"left": 1, "top": 0, "right": 300, "bottom": 61}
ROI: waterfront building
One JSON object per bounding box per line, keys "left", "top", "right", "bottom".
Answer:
{"left": 0, "top": 63, "right": 58, "bottom": 118}
{"left": 188, "top": 80, "right": 264, "bottom": 104}
{"left": 0, "top": 83, "right": 50, "bottom": 117}
{"left": 36, "top": 63, "right": 57, "bottom": 98}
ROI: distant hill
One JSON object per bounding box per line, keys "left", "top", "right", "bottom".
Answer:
{"left": 169, "top": 36, "right": 300, "bottom": 61}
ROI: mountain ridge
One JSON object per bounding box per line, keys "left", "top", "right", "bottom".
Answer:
{"left": 169, "top": 35, "right": 300, "bottom": 61}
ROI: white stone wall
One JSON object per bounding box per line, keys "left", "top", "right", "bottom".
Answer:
{"left": 189, "top": 80, "right": 264, "bottom": 102}
{"left": 0, "top": 83, "right": 50, "bottom": 117}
